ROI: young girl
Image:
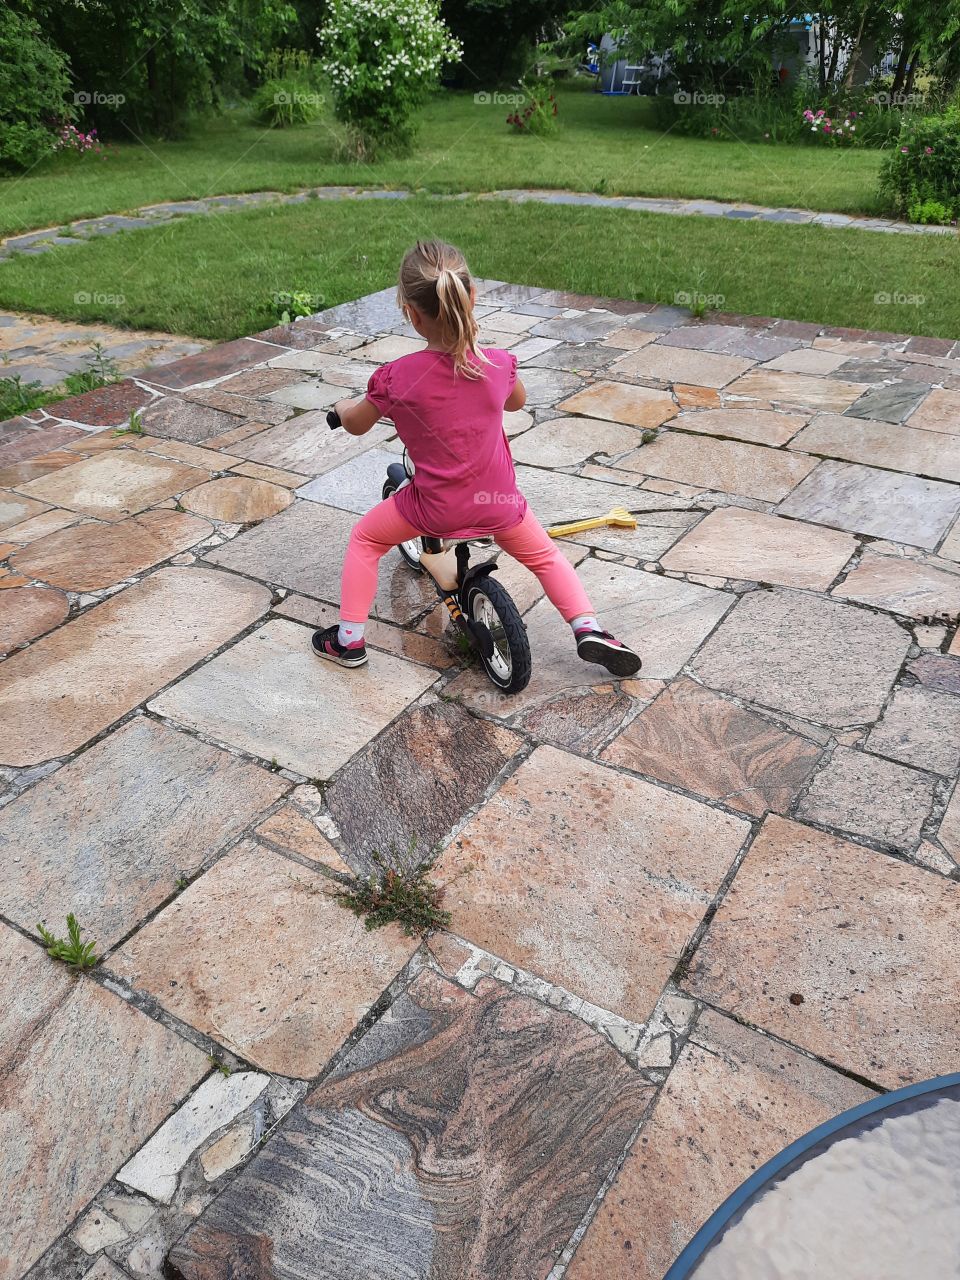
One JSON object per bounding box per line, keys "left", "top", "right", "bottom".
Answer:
{"left": 312, "top": 240, "right": 642, "bottom": 678}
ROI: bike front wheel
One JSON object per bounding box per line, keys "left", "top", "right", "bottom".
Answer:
{"left": 464, "top": 575, "right": 531, "bottom": 694}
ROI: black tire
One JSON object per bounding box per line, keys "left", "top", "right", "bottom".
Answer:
{"left": 381, "top": 478, "right": 422, "bottom": 570}
{"left": 464, "top": 575, "right": 532, "bottom": 694}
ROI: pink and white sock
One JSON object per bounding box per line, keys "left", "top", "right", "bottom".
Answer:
{"left": 570, "top": 614, "right": 600, "bottom": 636}
{"left": 337, "top": 621, "right": 366, "bottom": 647}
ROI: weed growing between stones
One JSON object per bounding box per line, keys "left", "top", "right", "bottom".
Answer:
{"left": 335, "top": 845, "right": 450, "bottom": 937}
{"left": 113, "top": 408, "right": 144, "bottom": 436}
{"left": 37, "top": 913, "right": 98, "bottom": 969}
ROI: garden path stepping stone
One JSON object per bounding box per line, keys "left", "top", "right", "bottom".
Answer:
{"left": 296, "top": 448, "right": 399, "bottom": 513}
{"left": 353, "top": 334, "right": 424, "bottom": 361}
{"left": 44, "top": 380, "right": 153, "bottom": 427}
{"left": 510, "top": 416, "right": 645, "bottom": 468}
{"left": 178, "top": 475, "right": 291, "bottom": 523}
{"left": 909, "top": 653, "right": 960, "bottom": 696}
{"left": 762, "top": 348, "right": 850, "bottom": 375}
{"left": 833, "top": 550, "right": 960, "bottom": 617}
{"left": 603, "top": 677, "right": 822, "bottom": 816}
{"left": 685, "top": 815, "right": 960, "bottom": 1087}
{"left": 150, "top": 618, "right": 437, "bottom": 778}
{"left": 530, "top": 311, "right": 626, "bottom": 342}
{"left": 609, "top": 346, "right": 753, "bottom": 389}
{"left": 144, "top": 338, "right": 282, "bottom": 390}
{"left": 865, "top": 684, "right": 960, "bottom": 775}
{"left": 436, "top": 745, "right": 749, "bottom": 1024}
{"left": 724, "top": 369, "right": 865, "bottom": 413}
{"left": 325, "top": 700, "right": 521, "bottom": 874}
{"left": 557, "top": 380, "right": 677, "bottom": 428}
{"left": 166, "top": 968, "right": 651, "bottom": 1280}
{"left": 690, "top": 588, "right": 909, "bottom": 727}
{"left": 446, "top": 558, "right": 732, "bottom": 715}
{"left": 906, "top": 387, "right": 960, "bottom": 435}
{"left": 9, "top": 509, "right": 211, "bottom": 590}
{"left": 14, "top": 450, "right": 208, "bottom": 521}
{"left": 662, "top": 507, "right": 856, "bottom": 588}
{"left": 268, "top": 351, "right": 373, "bottom": 389}
{"left": 0, "top": 566, "right": 270, "bottom": 766}
{"left": 0, "top": 717, "right": 285, "bottom": 948}
{"left": 525, "top": 341, "right": 622, "bottom": 373}
{"left": 139, "top": 398, "right": 244, "bottom": 444}
{"left": 109, "top": 840, "right": 419, "bottom": 1077}
{"left": 264, "top": 379, "right": 342, "bottom": 410}
{"left": 776, "top": 459, "right": 960, "bottom": 549}
{"left": 565, "top": 1009, "right": 871, "bottom": 1280}
{"left": 844, "top": 381, "right": 926, "bottom": 423}
{"left": 787, "top": 413, "right": 960, "bottom": 483}
{"left": 795, "top": 745, "right": 937, "bottom": 849}
{"left": 668, "top": 406, "right": 807, "bottom": 446}
{"left": 234, "top": 413, "right": 392, "bottom": 475}
{"left": 618, "top": 431, "right": 816, "bottom": 501}
{"left": 204, "top": 501, "right": 437, "bottom": 624}
{"left": 1, "top": 923, "right": 207, "bottom": 1279}
{"left": 0, "top": 493, "right": 49, "bottom": 531}
{"left": 255, "top": 803, "right": 354, "bottom": 875}
{"left": 515, "top": 366, "right": 583, "bottom": 408}
{"left": 0, "top": 584, "right": 68, "bottom": 653}
{"left": 513, "top": 686, "right": 637, "bottom": 754}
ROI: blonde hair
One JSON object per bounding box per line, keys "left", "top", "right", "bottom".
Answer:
{"left": 398, "top": 240, "right": 489, "bottom": 378}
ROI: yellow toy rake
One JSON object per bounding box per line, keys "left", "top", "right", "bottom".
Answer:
{"left": 547, "top": 506, "right": 638, "bottom": 538}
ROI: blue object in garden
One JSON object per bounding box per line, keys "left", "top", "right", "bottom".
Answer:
{"left": 665, "top": 1072, "right": 960, "bottom": 1279}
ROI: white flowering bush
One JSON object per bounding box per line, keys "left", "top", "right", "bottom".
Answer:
{"left": 318, "top": 0, "right": 461, "bottom": 155}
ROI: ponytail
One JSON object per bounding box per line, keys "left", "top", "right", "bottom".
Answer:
{"left": 398, "top": 240, "right": 490, "bottom": 379}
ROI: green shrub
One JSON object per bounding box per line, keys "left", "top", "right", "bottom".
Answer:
{"left": 879, "top": 109, "right": 960, "bottom": 222}
{"left": 0, "top": 10, "right": 73, "bottom": 172}
{"left": 253, "top": 77, "right": 324, "bottom": 126}
{"left": 318, "top": 0, "right": 461, "bottom": 156}
{"left": 507, "top": 81, "right": 559, "bottom": 136}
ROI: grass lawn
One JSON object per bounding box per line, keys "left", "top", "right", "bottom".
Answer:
{"left": 1, "top": 195, "right": 955, "bottom": 339}
{"left": 0, "top": 89, "right": 887, "bottom": 239}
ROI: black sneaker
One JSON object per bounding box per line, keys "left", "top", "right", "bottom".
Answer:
{"left": 311, "top": 624, "right": 367, "bottom": 668}
{"left": 575, "top": 628, "right": 642, "bottom": 678}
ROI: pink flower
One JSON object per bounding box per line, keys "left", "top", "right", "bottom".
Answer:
{"left": 925, "top": 146, "right": 933, "bottom": 154}
{"left": 901, "top": 146, "right": 910, "bottom": 153}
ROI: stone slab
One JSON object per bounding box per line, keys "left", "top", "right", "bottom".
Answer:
{"left": 0, "top": 493, "right": 49, "bottom": 531}
{"left": 0, "top": 566, "right": 271, "bottom": 766}
{"left": 234, "top": 414, "right": 393, "bottom": 476}
{"left": 609, "top": 346, "right": 753, "bottom": 388}
{"left": 179, "top": 476, "right": 292, "bottom": 523}
{"left": 603, "top": 677, "right": 822, "bottom": 816}
{"left": 725, "top": 369, "right": 865, "bottom": 413}
{"left": 140, "top": 399, "right": 243, "bottom": 445}
{"left": 437, "top": 745, "right": 750, "bottom": 1023}
{"left": 685, "top": 815, "right": 960, "bottom": 1087}
{"left": 762, "top": 348, "right": 850, "bottom": 375}
{"left": 150, "top": 618, "right": 437, "bottom": 779}
{"left": 557, "top": 381, "right": 678, "bottom": 429}
{"left": 296, "top": 448, "right": 398, "bottom": 514}
{"left": 795, "top": 745, "right": 937, "bottom": 849}
{"left": 845, "top": 381, "right": 926, "bottom": 423}
{"left": 9, "top": 509, "right": 211, "bottom": 590}
{"left": 109, "top": 840, "right": 419, "bottom": 1077}
{"left": 145, "top": 338, "right": 281, "bottom": 390}
{"left": 0, "top": 923, "right": 207, "bottom": 1279}
{"left": 833, "top": 550, "right": 960, "bottom": 617}
{"left": 117, "top": 1071, "right": 270, "bottom": 1203}
{"left": 690, "top": 588, "right": 910, "bottom": 727}
{"left": 669, "top": 407, "right": 807, "bottom": 446}
{"left": 45, "top": 379, "right": 154, "bottom": 427}
{"left": 167, "top": 969, "right": 651, "bottom": 1280}
{"left": 909, "top": 653, "right": 960, "bottom": 696}
{"left": 0, "top": 507, "right": 81, "bottom": 543}
{"left": 514, "top": 685, "right": 638, "bottom": 753}
{"left": 515, "top": 367, "right": 584, "bottom": 408}
{"left": 776, "top": 459, "right": 960, "bottom": 549}
{"left": 906, "top": 387, "right": 960, "bottom": 436}
{"left": 510, "top": 417, "right": 646, "bottom": 468}
{"left": 566, "top": 1009, "right": 871, "bottom": 1280}
{"left": 14, "top": 450, "right": 207, "bottom": 521}
{"left": 619, "top": 430, "right": 816, "bottom": 501}
{"left": 0, "top": 585, "right": 68, "bottom": 653}
{"left": 254, "top": 803, "right": 354, "bottom": 876}
{"left": 445, "top": 558, "right": 733, "bottom": 716}
{"left": 662, "top": 507, "right": 856, "bottom": 588}
{"left": 865, "top": 684, "right": 960, "bottom": 775}
{"left": 326, "top": 700, "right": 521, "bottom": 873}
{"left": 0, "top": 716, "right": 285, "bottom": 948}
{"left": 512, "top": 464, "right": 643, "bottom": 525}
{"left": 788, "top": 413, "right": 960, "bottom": 483}
{"left": 228, "top": 460, "right": 309, "bottom": 488}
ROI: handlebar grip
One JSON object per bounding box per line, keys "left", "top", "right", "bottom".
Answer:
{"left": 326, "top": 409, "right": 342, "bottom": 431}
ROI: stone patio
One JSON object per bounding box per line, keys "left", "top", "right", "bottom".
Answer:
{"left": 2, "top": 283, "right": 959, "bottom": 1280}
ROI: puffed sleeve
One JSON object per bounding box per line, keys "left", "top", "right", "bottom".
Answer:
{"left": 503, "top": 350, "right": 518, "bottom": 395}
{"left": 365, "top": 362, "right": 393, "bottom": 414}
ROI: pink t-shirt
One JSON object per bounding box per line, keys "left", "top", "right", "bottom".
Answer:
{"left": 365, "top": 346, "right": 528, "bottom": 538}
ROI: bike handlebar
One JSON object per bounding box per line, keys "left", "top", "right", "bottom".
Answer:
{"left": 326, "top": 409, "right": 342, "bottom": 431}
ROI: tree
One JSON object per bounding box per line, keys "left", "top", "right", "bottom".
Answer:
{"left": 442, "top": 0, "right": 572, "bottom": 88}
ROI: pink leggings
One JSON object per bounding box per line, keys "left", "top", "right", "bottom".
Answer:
{"left": 340, "top": 496, "right": 594, "bottom": 624}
